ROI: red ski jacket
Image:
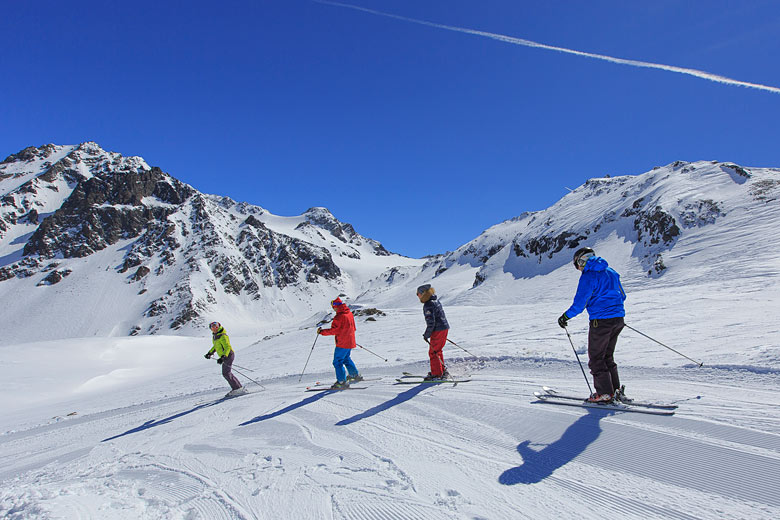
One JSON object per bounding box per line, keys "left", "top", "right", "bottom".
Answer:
{"left": 320, "top": 305, "right": 356, "bottom": 349}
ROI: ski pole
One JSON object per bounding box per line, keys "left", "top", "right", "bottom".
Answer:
{"left": 446, "top": 338, "right": 478, "bottom": 358}
{"left": 563, "top": 327, "right": 594, "bottom": 396}
{"left": 232, "top": 363, "right": 254, "bottom": 372}
{"left": 232, "top": 366, "right": 266, "bottom": 390}
{"left": 356, "top": 342, "right": 388, "bottom": 362}
{"left": 624, "top": 324, "right": 704, "bottom": 367}
{"left": 298, "top": 333, "right": 319, "bottom": 382}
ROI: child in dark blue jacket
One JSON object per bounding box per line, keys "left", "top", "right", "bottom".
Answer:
{"left": 558, "top": 247, "right": 628, "bottom": 403}
{"left": 417, "top": 284, "right": 450, "bottom": 380}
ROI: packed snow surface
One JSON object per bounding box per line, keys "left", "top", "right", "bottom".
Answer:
{"left": 2, "top": 298, "right": 779, "bottom": 519}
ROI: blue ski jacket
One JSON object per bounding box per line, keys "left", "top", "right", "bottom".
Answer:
{"left": 423, "top": 295, "right": 450, "bottom": 339}
{"left": 565, "top": 256, "right": 626, "bottom": 320}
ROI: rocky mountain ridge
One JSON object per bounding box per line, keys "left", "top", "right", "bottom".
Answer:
{"left": 353, "top": 159, "right": 780, "bottom": 308}
{"left": 2, "top": 143, "right": 778, "bottom": 341}
{"left": 0, "top": 143, "right": 416, "bottom": 340}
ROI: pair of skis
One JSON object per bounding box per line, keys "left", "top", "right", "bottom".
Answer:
{"left": 535, "top": 386, "right": 677, "bottom": 416}
{"left": 394, "top": 371, "right": 471, "bottom": 384}
{"left": 304, "top": 372, "right": 472, "bottom": 391}
{"left": 304, "top": 377, "right": 381, "bottom": 392}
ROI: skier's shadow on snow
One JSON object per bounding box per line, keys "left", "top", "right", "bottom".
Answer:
{"left": 335, "top": 384, "right": 429, "bottom": 426}
{"left": 239, "top": 392, "right": 331, "bottom": 426}
{"left": 499, "top": 408, "right": 615, "bottom": 485}
{"left": 102, "top": 398, "right": 227, "bottom": 442}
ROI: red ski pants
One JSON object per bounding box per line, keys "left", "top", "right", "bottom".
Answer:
{"left": 428, "top": 329, "right": 448, "bottom": 376}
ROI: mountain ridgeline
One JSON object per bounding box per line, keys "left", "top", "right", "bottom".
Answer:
{"left": 0, "top": 143, "right": 404, "bottom": 339}
{"left": 1, "top": 143, "right": 778, "bottom": 340}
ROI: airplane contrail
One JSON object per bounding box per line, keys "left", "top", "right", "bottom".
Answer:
{"left": 316, "top": 0, "right": 780, "bottom": 95}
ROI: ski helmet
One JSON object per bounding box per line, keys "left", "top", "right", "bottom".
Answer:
{"left": 572, "top": 247, "right": 595, "bottom": 269}
{"left": 209, "top": 321, "right": 221, "bottom": 330}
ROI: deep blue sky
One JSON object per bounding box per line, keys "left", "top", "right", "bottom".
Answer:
{"left": 2, "top": 1, "right": 779, "bottom": 257}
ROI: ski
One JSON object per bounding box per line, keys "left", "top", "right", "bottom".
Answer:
{"left": 308, "top": 377, "right": 381, "bottom": 388}
{"left": 534, "top": 392, "right": 675, "bottom": 416}
{"left": 305, "top": 386, "right": 368, "bottom": 392}
{"left": 394, "top": 379, "right": 471, "bottom": 385}
{"left": 221, "top": 388, "right": 249, "bottom": 399}
{"left": 542, "top": 386, "right": 677, "bottom": 410}
{"left": 400, "top": 372, "right": 470, "bottom": 380}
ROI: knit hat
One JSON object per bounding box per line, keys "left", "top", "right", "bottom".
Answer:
{"left": 416, "top": 284, "right": 431, "bottom": 295}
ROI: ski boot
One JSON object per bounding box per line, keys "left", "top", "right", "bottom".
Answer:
{"left": 586, "top": 392, "right": 614, "bottom": 403}
{"left": 614, "top": 385, "right": 633, "bottom": 403}
{"left": 226, "top": 386, "right": 247, "bottom": 398}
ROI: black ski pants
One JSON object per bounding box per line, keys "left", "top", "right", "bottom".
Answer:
{"left": 587, "top": 316, "right": 624, "bottom": 395}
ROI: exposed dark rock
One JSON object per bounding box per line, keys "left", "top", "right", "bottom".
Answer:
{"left": 145, "top": 298, "right": 168, "bottom": 317}
{"left": 749, "top": 179, "right": 779, "bottom": 203}
{"left": 521, "top": 231, "right": 588, "bottom": 260}
{"left": 633, "top": 206, "right": 680, "bottom": 246}
{"left": 354, "top": 308, "right": 386, "bottom": 318}
{"left": 131, "top": 265, "right": 151, "bottom": 281}
{"left": 37, "top": 269, "right": 72, "bottom": 286}
{"left": 2, "top": 144, "right": 57, "bottom": 164}
{"left": 171, "top": 301, "right": 204, "bottom": 330}
{"left": 722, "top": 163, "right": 751, "bottom": 178}
{"left": 680, "top": 200, "right": 722, "bottom": 227}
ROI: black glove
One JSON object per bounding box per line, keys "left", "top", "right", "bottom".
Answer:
{"left": 217, "top": 356, "right": 225, "bottom": 364}
{"left": 204, "top": 352, "right": 213, "bottom": 359}
{"left": 558, "top": 313, "right": 569, "bottom": 329}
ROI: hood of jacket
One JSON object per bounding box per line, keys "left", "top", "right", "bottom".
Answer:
{"left": 583, "top": 256, "right": 609, "bottom": 273}
{"left": 334, "top": 304, "right": 351, "bottom": 315}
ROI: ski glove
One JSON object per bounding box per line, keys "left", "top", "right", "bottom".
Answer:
{"left": 204, "top": 352, "right": 213, "bottom": 359}
{"left": 217, "top": 356, "right": 226, "bottom": 365}
{"left": 557, "top": 313, "right": 569, "bottom": 328}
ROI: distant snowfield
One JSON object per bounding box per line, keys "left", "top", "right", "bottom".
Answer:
{"left": 2, "top": 290, "right": 779, "bottom": 519}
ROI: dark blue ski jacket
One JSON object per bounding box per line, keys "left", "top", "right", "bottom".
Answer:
{"left": 423, "top": 296, "right": 450, "bottom": 339}
{"left": 565, "top": 256, "right": 626, "bottom": 320}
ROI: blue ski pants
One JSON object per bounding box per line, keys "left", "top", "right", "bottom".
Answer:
{"left": 333, "top": 347, "right": 359, "bottom": 382}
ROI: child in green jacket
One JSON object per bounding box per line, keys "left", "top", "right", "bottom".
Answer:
{"left": 204, "top": 321, "right": 245, "bottom": 397}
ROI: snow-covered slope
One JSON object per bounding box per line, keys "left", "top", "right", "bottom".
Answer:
{"left": 0, "top": 143, "right": 422, "bottom": 342}
{"left": 355, "top": 160, "right": 780, "bottom": 310}
{"left": 2, "top": 306, "right": 779, "bottom": 519}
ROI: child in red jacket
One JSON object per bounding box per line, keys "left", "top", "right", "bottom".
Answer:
{"left": 318, "top": 298, "right": 363, "bottom": 389}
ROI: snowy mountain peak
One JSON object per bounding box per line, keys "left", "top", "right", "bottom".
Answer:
{"left": 0, "top": 143, "right": 419, "bottom": 341}
{"left": 352, "top": 160, "right": 779, "bottom": 308}
{"left": 2, "top": 144, "right": 778, "bottom": 340}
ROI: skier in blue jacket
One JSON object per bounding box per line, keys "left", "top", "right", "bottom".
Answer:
{"left": 558, "top": 247, "right": 629, "bottom": 403}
